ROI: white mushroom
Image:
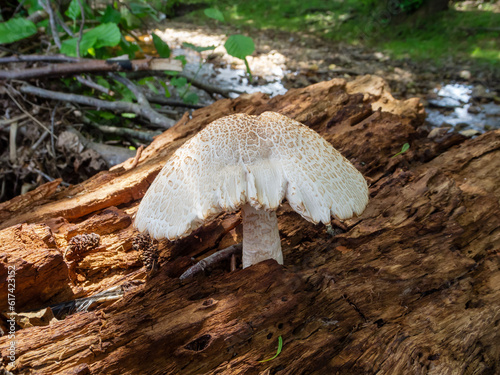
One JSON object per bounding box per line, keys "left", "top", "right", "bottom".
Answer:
{"left": 135, "top": 111, "right": 369, "bottom": 268}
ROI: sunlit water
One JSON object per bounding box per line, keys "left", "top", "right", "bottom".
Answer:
{"left": 426, "top": 83, "right": 500, "bottom": 132}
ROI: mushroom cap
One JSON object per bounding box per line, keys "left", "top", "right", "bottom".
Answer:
{"left": 135, "top": 111, "right": 368, "bottom": 240}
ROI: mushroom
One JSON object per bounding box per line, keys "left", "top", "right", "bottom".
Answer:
{"left": 135, "top": 111, "right": 368, "bottom": 269}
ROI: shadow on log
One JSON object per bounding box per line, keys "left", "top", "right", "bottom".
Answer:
{"left": 0, "top": 75, "right": 499, "bottom": 374}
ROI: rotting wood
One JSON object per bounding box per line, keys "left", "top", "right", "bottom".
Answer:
{"left": 0, "top": 75, "right": 499, "bottom": 374}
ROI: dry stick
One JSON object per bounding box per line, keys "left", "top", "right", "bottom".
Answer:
{"left": 76, "top": 0, "right": 85, "bottom": 58}
{"left": 40, "top": 0, "right": 61, "bottom": 49}
{"left": 179, "top": 71, "right": 245, "bottom": 98}
{"left": 82, "top": 116, "right": 160, "bottom": 142}
{"left": 0, "top": 58, "right": 182, "bottom": 80}
{"left": 31, "top": 130, "right": 50, "bottom": 150}
{"left": 0, "top": 114, "right": 29, "bottom": 129}
{"left": 179, "top": 244, "right": 243, "bottom": 281}
{"left": 54, "top": 10, "right": 75, "bottom": 38}
{"left": 145, "top": 94, "right": 204, "bottom": 109}
{"left": 109, "top": 73, "right": 149, "bottom": 106}
{"left": 109, "top": 73, "right": 173, "bottom": 128}
{"left": 50, "top": 103, "right": 58, "bottom": 157}
{"left": 4, "top": 87, "right": 54, "bottom": 135}
{"left": 20, "top": 83, "right": 176, "bottom": 129}
{"left": 76, "top": 75, "right": 114, "bottom": 96}
{"left": 0, "top": 55, "right": 83, "bottom": 64}
{"left": 9, "top": 122, "right": 18, "bottom": 164}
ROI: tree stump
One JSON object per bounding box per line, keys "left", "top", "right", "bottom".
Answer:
{"left": 1, "top": 75, "right": 499, "bottom": 374}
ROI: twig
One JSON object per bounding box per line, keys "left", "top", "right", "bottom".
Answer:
{"left": 83, "top": 116, "right": 160, "bottom": 141}
{"left": 109, "top": 73, "right": 148, "bottom": 106}
{"left": 145, "top": 94, "right": 205, "bottom": 109}
{"left": 76, "top": 75, "right": 114, "bottom": 96}
{"left": 20, "top": 83, "right": 176, "bottom": 129}
{"left": 0, "top": 55, "right": 83, "bottom": 64}
{"left": 4, "top": 87, "right": 55, "bottom": 135}
{"left": 9, "top": 122, "right": 18, "bottom": 164}
{"left": 130, "top": 145, "right": 144, "bottom": 169}
{"left": 76, "top": 0, "right": 85, "bottom": 58}
{"left": 31, "top": 129, "right": 50, "bottom": 150}
{"left": 32, "top": 168, "right": 70, "bottom": 187}
{"left": 109, "top": 73, "right": 175, "bottom": 128}
{"left": 179, "top": 244, "right": 242, "bottom": 281}
{"left": 54, "top": 12, "right": 75, "bottom": 38}
{"left": 50, "top": 103, "right": 58, "bottom": 157}
{"left": 40, "top": 0, "right": 62, "bottom": 49}
{"left": 179, "top": 71, "right": 244, "bottom": 98}
{"left": 0, "top": 58, "right": 182, "bottom": 80}
{"left": 0, "top": 114, "right": 29, "bottom": 129}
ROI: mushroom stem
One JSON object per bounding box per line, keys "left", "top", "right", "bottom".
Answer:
{"left": 241, "top": 204, "right": 283, "bottom": 268}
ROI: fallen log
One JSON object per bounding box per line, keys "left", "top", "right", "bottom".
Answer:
{"left": 1, "top": 75, "right": 499, "bottom": 374}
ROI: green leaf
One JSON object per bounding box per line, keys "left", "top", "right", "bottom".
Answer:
{"left": 224, "top": 34, "right": 255, "bottom": 60}
{"left": 119, "top": 38, "right": 139, "bottom": 59}
{"left": 392, "top": 143, "right": 410, "bottom": 158}
{"left": 259, "top": 336, "right": 283, "bottom": 363}
{"left": 121, "top": 113, "right": 137, "bottom": 118}
{"left": 24, "top": 0, "right": 43, "bottom": 15}
{"left": 86, "top": 23, "right": 121, "bottom": 49}
{"left": 129, "top": 2, "right": 157, "bottom": 19}
{"left": 171, "top": 76, "right": 187, "bottom": 88}
{"left": 65, "top": 0, "right": 81, "bottom": 21}
{"left": 95, "top": 76, "right": 110, "bottom": 89}
{"left": 158, "top": 80, "right": 171, "bottom": 97}
{"left": 182, "top": 42, "right": 216, "bottom": 53}
{"left": 174, "top": 55, "right": 187, "bottom": 66}
{"left": 60, "top": 34, "right": 97, "bottom": 56}
{"left": 100, "top": 5, "right": 121, "bottom": 24}
{"left": 204, "top": 8, "right": 224, "bottom": 22}
{"left": 183, "top": 92, "right": 199, "bottom": 105}
{"left": 152, "top": 33, "right": 170, "bottom": 58}
{"left": 98, "top": 111, "right": 116, "bottom": 119}
{"left": 0, "top": 18, "right": 37, "bottom": 44}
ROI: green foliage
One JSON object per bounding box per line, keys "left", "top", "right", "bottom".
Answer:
{"left": 183, "top": 92, "right": 199, "bottom": 105}
{"left": 60, "top": 23, "right": 121, "bottom": 57}
{"left": 100, "top": 5, "right": 122, "bottom": 24}
{"left": 152, "top": 33, "right": 171, "bottom": 58}
{"left": 259, "top": 336, "right": 283, "bottom": 363}
{"left": 171, "top": 76, "right": 188, "bottom": 89}
{"left": 224, "top": 35, "right": 255, "bottom": 60}
{"left": 224, "top": 34, "right": 255, "bottom": 81}
{"left": 204, "top": 8, "right": 224, "bottom": 22}
{"left": 0, "top": 17, "right": 37, "bottom": 44}
{"left": 65, "top": 0, "right": 82, "bottom": 21}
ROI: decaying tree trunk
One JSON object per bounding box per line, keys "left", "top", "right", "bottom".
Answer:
{"left": 1, "top": 75, "right": 499, "bottom": 374}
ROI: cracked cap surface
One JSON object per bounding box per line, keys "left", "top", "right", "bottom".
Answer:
{"left": 135, "top": 111, "right": 369, "bottom": 239}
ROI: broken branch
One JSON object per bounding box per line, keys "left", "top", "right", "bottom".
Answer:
{"left": 20, "top": 83, "right": 176, "bottom": 129}
{"left": 0, "top": 58, "right": 182, "bottom": 80}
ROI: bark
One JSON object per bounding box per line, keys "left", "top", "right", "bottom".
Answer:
{"left": 0, "top": 75, "right": 499, "bottom": 375}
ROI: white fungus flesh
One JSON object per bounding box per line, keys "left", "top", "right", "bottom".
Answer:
{"left": 135, "top": 111, "right": 369, "bottom": 268}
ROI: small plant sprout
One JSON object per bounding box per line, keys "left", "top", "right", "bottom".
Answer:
{"left": 392, "top": 142, "right": 410, "bottom": 158}
{"left": 259, "top": 335, "right": 283, "bottom": 363}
